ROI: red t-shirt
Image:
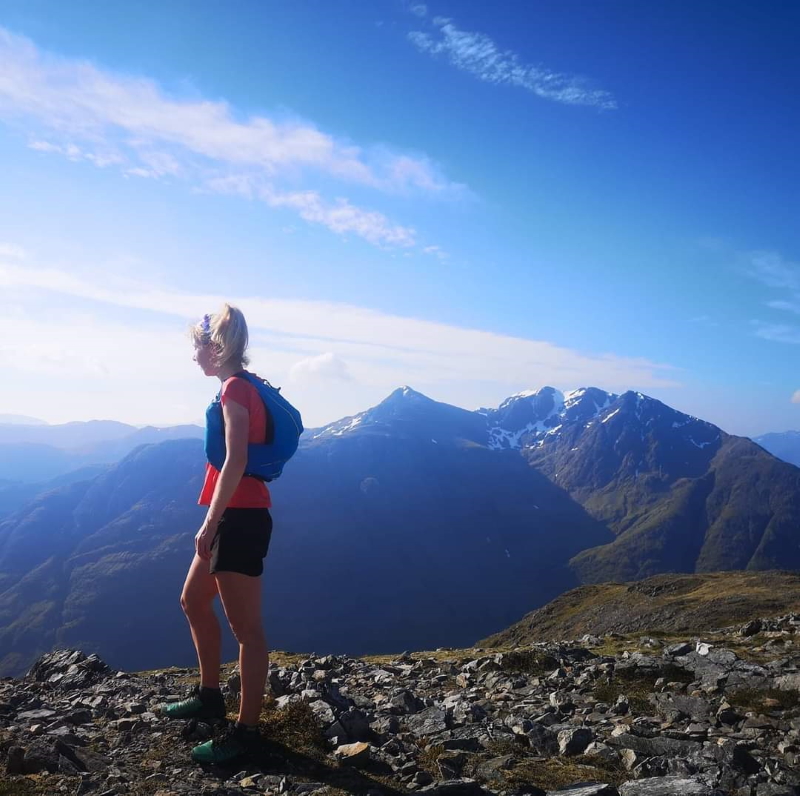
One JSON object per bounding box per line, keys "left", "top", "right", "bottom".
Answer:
{"left": 198, "top": 374, "right": 272, "bottom": 509}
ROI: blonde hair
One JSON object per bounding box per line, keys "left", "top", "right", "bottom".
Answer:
{"left": 191, "top": 303, "right": 250, "bottom": 367}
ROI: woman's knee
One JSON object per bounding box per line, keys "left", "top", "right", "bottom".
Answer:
{"left": 229, "top": 622, "right": 265, "bottom": 646}
{"left": 181, "top": 590, "right": 214, "bottom": 618}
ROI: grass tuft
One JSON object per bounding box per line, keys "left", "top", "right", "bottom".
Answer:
{"left": 502, "top": 755, "right": 626, "bottom": 790}
{"left": 728, "top": 687, "right": 800, "bottom": 713}
{"left": 261, "top": 695, "right": 330, "bottom": 757}
{"left": 499, "top": 649, "right": 559, "bottom": 676}
{"left": 415, "top": 737, "right": 447, "bottom": 776}
{"left": 591, "top": 665, "right": 693, "bottom": 715}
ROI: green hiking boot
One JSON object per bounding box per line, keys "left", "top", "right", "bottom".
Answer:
{"left": 191, "top": 721, "right": 262, "bottom": 764}
{"left": 159, "top": 684, "right": 226, "bottom": 721}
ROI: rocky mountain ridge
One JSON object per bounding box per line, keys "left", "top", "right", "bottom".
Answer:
{"left": 307, "top": 384, "right": 800, "bottom": 583}
{"left": 3, "top": 611, "right": 800, "bottom": 796}
{"left": 309, "top": 386, "right": 721, "bottom": 456}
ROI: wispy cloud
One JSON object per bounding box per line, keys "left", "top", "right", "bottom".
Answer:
{"left": 747, "top": 251, "right": 800, "bottom": 292}
{"left": 28, "top": 139, "right": 124, "bottom": 168}
{"left": 290, "top": 353, "right": 353, "bottom": 384}
{"left": 792, "top": 390, "right": 800, "bottom": 405}
{"left": 408, "top": 17, "right": 616, "bottom": 110}
{"left": 423, "top": 244, "right": 449, "bottom": 260}
{"left": 0, "top": 243, "right": 26, "bottom": 259}
{"left": 751, "top": 321, "right": 800, "bottom": 345}
{"left": 410, "top": 3, "right": 428, "bottom": 18}
{"left": 206, "top": 177, "right": 416, "bottom": 247}
{"left": 688, "top": 314, "right": 719, "bottom": 327}
{"left": 767, "top": 299, "right": 800, "bottom": 314}
{"left": 745, "top": 251, "right": 800, "bottom": 341}
{"left": 0, "top": 27, "right": 462, "bottom": 249}
{"left": 0, "top": 255, "right": 682, "bottom": 426}
{"left": 261, "top": 187, "right": 417, "bottom": 247}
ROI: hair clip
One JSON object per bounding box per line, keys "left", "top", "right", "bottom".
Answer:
{"left": 200, "top": 313, "right": 211, "bottom": 342}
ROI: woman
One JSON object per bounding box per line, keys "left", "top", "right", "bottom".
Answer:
{"left": 160, "top": 303, "right": 272, "bottom": 765}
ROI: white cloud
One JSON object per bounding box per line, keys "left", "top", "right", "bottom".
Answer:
{"left": 0, "top": 258, "right": 683, "bottom": 427}
{"left": 29, "top": 139, "right": 62, "bottom": 153}
{"left": 29, "top": 138, "right": 125, "bottom": 168}
{"left": 261, "top": 187, "right": 417, "bottom": 248}
{"left": 423, "top": 244, "right": 449, "bottom": 260}
{"left": 204, "top": 178, "right": 417, "bottom": 246}
{"left": 289, "top": 353, "right": 353, "bottom": 383}
{"left": 408, "top": 18, "right": 616, "bottom": 110}
{"left": 747, "top": 251, "right": 800, "bottom": 292}
{"left": 0, "top": 242, "right": 26, "bottom": 258}
{"left": 745, "top": 250, "right": 800, "bottom": 338}
{"left": 410, "top": 4, "right": 428, "bottom": 18}
{"left": 751, "top": 321, "right": 800, "bottom": 345}
{"left": 792, "top": 390, "right": 800, "bottom": 405}
{"left": 688, "top": 314, "right": 719, "bottom": 327}
{"left": 767, "top": 299, "right": 800, "bottom": 315}
{"left": 0, "top": 26, "right": 462, "bottom": 249}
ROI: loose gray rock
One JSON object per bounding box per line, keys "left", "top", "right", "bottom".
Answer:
{"left": 618, "top": 777, "right": 714, "bottom": 795}
{"left": 546, "top": 784, "right": 619, "bottom": 795}
{"left": 406, "top": 706, "right": 449, "bottom": 736}
{"left": 2, "top": 625, "right": 800, "bottom": 796}
{"left": 741, "top": 619, "right": 763, "bottom": 637}
{"left": 417, "top": 780, "right": 495, "bottom": 796}
{"left": 21, "top": 739, "right": 63, "bottom": 774}
{"left": 755, "top": 784, "right": 800, "bottom": 795}
{"left": 5, "top": 745, "right": 25, "bottom": 775}
{"left": 558, "top": 727, "right": 594, "bottom": 755}
{"left": 333, "top": 741, "right": 371, "bottom": 766}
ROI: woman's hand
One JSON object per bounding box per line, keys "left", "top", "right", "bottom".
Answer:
{"left": 195, "top": 518, "right": 219, "bottom": 560}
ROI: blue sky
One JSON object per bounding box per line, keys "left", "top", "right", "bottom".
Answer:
{"left": 0, "top": 0, "right": 798, "bottom": 435}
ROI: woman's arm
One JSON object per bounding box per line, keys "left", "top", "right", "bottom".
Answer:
{"left": 206, "top": 397, "right": 249, "bottom": 524}
{"left": 196, "top": 396, "right": 249, "bottom": 559}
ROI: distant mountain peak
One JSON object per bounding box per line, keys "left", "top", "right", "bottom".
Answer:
{"left": 488, "top": 386, "right": 617, "bottom": 450}
{"left": 0, "top": 414, "right": 48, "bottom": 426}
{"left": 308, "top": 384, "right": 728, "bottom": 462}
{"left": 506, "top": 385, "right": 559, "bottom": 401}
{"left": 310, "top": 385, "right": 488, "bottom": 443}
{"left": 614, "top": 390, "right": 714, "bottom": 431}
{"left": 385, "top": 385, "right": 430, "bottom": 402}
{"left": 753, "top": 429, "right": 800, "bottom": 468}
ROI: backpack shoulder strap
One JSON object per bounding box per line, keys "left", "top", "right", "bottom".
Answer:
{"left": 234, "top": 371, "right": 275, "bottom": 444}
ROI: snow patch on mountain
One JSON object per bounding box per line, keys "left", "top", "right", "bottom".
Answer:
{"left": 312, "top": 411, "right": 368, "bottom": 439}
{"left": 309, "top": 384, "right": 724, "bottom": 461}
{"left": 601, "top": 407, "right": 621, "bottom": 424}
{"left": 487, "top": 386, "right": 617, "bottom": 450}
{"left": 488, "top": 388, "right": 565, "bottom": 450}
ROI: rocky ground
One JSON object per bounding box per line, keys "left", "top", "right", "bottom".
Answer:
{"left": 3, "top": 615, "right": 800, "bottom": 796}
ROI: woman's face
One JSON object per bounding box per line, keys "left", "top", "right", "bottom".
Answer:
{"left": 193, "top": 343, "right": 218, "bottom": 377}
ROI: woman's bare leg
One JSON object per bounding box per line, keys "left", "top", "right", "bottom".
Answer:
{"left": 215, "top": 571, "right": 268, "bottom": 725}
{"left": 180, "top": 554, "right": 222, "bottom": 689}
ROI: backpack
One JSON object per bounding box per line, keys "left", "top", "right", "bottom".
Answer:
{"left": 205, "top": 371, "right": 304, "bottom": 482}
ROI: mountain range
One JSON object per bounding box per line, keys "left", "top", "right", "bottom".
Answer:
{"left": 0, "top": 413, "right": 47, "bottom": 425}
{"left": 0, "top": 384, "right": 799, "bottom": 676}
{"left": 754, "top": 430, "right": 800, "bottom": 468}
{"left": 0, "top": 420, "right": 203, "bottom": 488}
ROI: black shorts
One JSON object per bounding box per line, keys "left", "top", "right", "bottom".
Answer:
{"left": 209, "top": 508, "right": 273, "bottom": 577}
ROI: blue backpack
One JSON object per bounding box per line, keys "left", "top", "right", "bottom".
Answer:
{"left": 205, "top": 371, "right": 304, "bottom": 482}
